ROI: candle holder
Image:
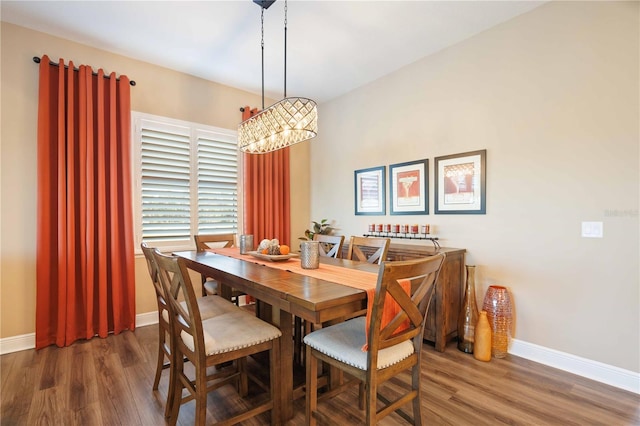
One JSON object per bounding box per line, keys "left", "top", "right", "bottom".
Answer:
{"left": 362, "top": 231, "right": 440, "bottom": 249}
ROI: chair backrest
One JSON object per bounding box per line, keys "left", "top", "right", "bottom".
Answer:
{"left": 141, "top": 242, "right": 167, "bottom": 311}
{"left": 194, "top": 233, "right": 236, "bottom": 252}
{"left": 154, "top": 251, "right": 204, "bottom": 359}
{"left": 346, "top": 236, "right": 390, "bottom": 264}
{"left": 368, "top": 253, "right": 446, "bottom": 364}
{"left": 313, "top": 234, "right": 345, "bottom": 258}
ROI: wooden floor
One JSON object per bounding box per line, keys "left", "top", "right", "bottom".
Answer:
{"left": 1, "top": 324, "right": 638, "bottom": 425}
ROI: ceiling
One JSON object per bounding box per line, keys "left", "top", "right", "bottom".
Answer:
{"left": 1, "top": 1, "right": 546, "bottom": 103}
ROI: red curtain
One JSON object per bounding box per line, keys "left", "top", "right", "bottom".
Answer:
{"left": 35, "top": 55, "right": 136, "bottom": 349}
{"left": 241, "top": 106, "right": 291, "bottom": 246}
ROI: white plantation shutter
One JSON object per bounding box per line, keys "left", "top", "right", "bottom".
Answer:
{"left": 197, "top": 130, "right": 238, "bottom": 235}
{"left": 140, "top": 125, "right": 191, "bottom": 243}
{"left": 133, "top": 112, "right": 239, "bottom": 250}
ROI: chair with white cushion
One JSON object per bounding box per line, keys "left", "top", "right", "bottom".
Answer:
{"left": 304, "top": 253, "right": 446, "bottom": 425}
{"left": 293, "top": 234, "right": 347, "bottom": 364}
{"left": 140, "top": 243, "right": 238, "bottom": 417}
{"left": 153, "top": 250, "right": 281, "bottom": 425}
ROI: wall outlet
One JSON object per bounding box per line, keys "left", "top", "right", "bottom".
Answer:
{"left": 581, "top": 221, "right": 603, "bottom": 238}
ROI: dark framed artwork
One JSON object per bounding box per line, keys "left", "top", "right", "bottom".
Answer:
{"left": 389, "top": 159, "right": 428, "bottom": 215}
{"left": 354, "top": 166, "right": 386, "bottom": 215}
{"left": 435, "top": 149, "right": 486, "bottom": 214}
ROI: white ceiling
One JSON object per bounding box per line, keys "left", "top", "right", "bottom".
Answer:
{"left": 1, "top": 1, "right": 546, "bottom": 103}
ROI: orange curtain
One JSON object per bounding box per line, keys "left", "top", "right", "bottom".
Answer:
{"left": 241, "top": 106, "right": 291, "bottom": 246}
{"left": 35, "top": 55, "right": 136, "bottom": 349}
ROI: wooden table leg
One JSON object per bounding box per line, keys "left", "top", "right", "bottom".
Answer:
{"left": 219, "top": 282, "right": 232, "bottom": 301}
{"left": 278, "top": 309, "right": 294, "bottom": 420}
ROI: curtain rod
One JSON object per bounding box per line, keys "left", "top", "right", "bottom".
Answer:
{"left": 33, "top": 57, "right": 136, "bottom": 86}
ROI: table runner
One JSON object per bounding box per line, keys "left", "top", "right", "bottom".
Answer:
{"left": 209, "top": 247, "right": 409, "bottom": 349}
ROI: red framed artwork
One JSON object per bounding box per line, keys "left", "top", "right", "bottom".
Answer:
{"left": 389, "top": 159, "right": 428, "bottom": 215}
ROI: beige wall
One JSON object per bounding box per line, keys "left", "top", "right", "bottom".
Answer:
{"left": 310, "top": 1, "right": 639, "bottom": 372}
{"left": 0, "top": 22, "right": 310, "bottom": 338}
{"left": 2, "top": 1, "right": 638, "bottom": 375}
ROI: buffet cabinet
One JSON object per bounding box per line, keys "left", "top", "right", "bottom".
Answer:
{"left": 342, "top": 242, "right": 465, "bottom": 352}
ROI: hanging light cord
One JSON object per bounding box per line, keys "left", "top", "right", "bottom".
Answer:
{"left": 259, "top": 0, "right": 288, "bottom": 107}
{"left": 284, "top": 0, "right": 288, "bottom": 98}
{"left": 261, "top": 7, "right": 265, "bottom": 110}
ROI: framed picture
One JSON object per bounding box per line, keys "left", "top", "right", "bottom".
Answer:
{"left": 354, "top": 166, "right": 386, "bottom": 215}
{"left": 389, "top": 159, "right": 428, "bottom": 215}
{"left": 435, "top": 149, "right": 486, "bottom": 214}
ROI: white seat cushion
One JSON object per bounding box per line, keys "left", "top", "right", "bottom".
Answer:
{"left": 162, "top": 295, "right": 238, "bottom": 323}
{"left": 303, "top": 317, "right": 414, "bottom": 370}
{"left": 203, "top": 279, "right": 218, "bottom": 295}
{"left": 196, "top": 295, "right": 238, "bottom": 319}
{"left": 181, "top": 309, "right": 281, "bottom": 356}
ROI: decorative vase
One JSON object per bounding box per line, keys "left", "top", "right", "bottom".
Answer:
{"left": 473, "top": 311, "right": 492, "bottom": 362}
{"left": 457, "top": 265, "right": 479, "bottom": 353}
{"left": 300, "top": 241, "right": 320, "bottom": 269}
{"left": 482, "top": 285, "right": 513, "bottom": 359}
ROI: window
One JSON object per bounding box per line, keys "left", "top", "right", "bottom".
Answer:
{"left": 132, "top": 112, "right": 240, "bottom": 251}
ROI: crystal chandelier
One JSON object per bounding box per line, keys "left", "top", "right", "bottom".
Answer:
{"left": 238, "top": 0, "right": 318, "bottom": 154}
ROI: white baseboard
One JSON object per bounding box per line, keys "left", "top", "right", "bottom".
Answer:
{"left": 0, "top": 332, "right": 36, "bottom": 354}
{"left": 509, "top": 339, "right": 640, "bottom": 394}
{"left": 0, "top": 311, "right": 160, "bottom": 355}
{"left": 135, "top": 311, "right": 159, "bottom": 327}
{"left": 1, "top": 318, "right": 637, "bottom": 394}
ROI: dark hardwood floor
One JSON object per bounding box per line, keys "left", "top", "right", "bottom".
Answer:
{"left": 1, "top": 324, "right": 638, "bottom": 425}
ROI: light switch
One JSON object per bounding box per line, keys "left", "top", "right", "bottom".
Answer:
{"left": 581, "top": 221, "right": 603, "bottom": 238}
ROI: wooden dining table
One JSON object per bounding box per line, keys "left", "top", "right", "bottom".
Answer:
{"left": 173, "top": 249, "right": 378, "bottom": 421}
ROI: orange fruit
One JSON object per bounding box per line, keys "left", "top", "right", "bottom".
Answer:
{"left": 261, "top": 248, "right": 269, "bottom": 254}
{"left": 279, "top": 245, "right": 290, "bottom": 255}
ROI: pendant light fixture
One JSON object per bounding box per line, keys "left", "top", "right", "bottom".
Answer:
{"left": 238, "top": 0, "right": 318, "bottom": 154}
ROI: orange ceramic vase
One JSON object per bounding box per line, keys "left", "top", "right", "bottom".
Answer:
{"left": 482, "top": 285, "right": 513, "bottom": 358}
{"left": 473, "top": 311, "right": 492, "bottom": 362}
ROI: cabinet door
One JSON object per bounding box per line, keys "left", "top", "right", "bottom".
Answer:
{"left": 425, "top": 251, "right": 465, "bottom": 350}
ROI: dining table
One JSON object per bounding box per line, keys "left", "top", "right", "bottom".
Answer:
{"left": 173, "top": 248, "right": 381, "bottom": 421}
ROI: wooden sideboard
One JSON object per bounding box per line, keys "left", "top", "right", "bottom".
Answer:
{"left": 342, "top": 242, "right": 466, "bottom": 352}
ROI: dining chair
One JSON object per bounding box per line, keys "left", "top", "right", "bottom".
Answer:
{"left": 346, "top": 236, "right": 390, "bottom": 264}
{"left": 304, "top": 253, "right": 446, "bottom": 425}
{"left": 313, "top": 234, "right": 345, "bottom": 258}
{"left": 153, "top": 250, "right": 281, "bottom": 426}
{"left": 293, "top": 234, "right": 346, "bottom": 364}
{"left": 140, "top": 243, "right": 240, "bottom": 418}
{"left": 194, "top": 233, "right": 245, "bottom": 303}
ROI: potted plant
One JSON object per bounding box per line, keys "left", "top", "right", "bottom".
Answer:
{"left": 300, "top": 219, "right": 333, "bottom": 241}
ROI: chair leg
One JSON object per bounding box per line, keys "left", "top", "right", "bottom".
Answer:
{"left": 412, "top": 364, "right": 423, "bottom": 426}
{"left": 195, "top": 363, "right": 208, "bottom": 425}
{"left": 270, "top": 341, "right": 281, "bottom": 426}
{"left": 164, "top": 350, "right": 174, "bottom": 419}
{"left": 165, "top": 337, "right": 177, "bottom": 419}
{"left": 305, "top": 346, "right": 318, "bottom": 426}
{"left": 365, "top": 381, "right": 376, "bottom": 426}
{"left": 168, "top": 353, "right": 183, "bottom": 426}
{"left": 153, "top": 326, "right": 165, "bottom": 390}
{"left": 238, "top": 357, "right": 248, "bottom": 397}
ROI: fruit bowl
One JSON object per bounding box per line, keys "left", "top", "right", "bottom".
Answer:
{"left": 247, "top": 251, "right": 299, "bottom": 262}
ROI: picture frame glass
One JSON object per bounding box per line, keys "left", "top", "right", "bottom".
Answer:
{"left": 354, "top": 166, "right": 385, "bottom": 215}
{"left": 435, "top": 150, "right": 486, "bottom": 214}
{"left": 390, "top": 159, "right": 428, "bottom": 215}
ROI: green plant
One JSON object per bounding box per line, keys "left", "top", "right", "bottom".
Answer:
{"left": 299, "top": 219, "right": 332, "bottom": 241}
